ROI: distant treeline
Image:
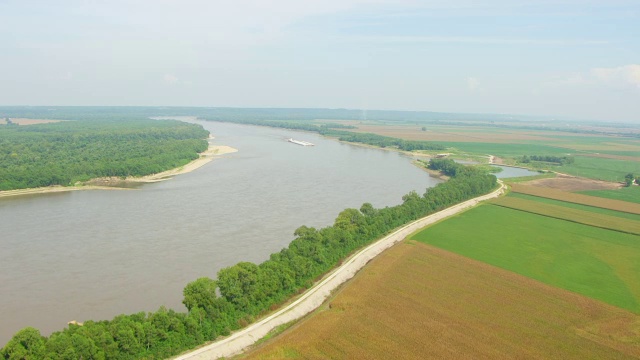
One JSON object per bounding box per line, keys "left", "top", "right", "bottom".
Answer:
{"left": 2, "top": 106, "right": 637, "bottom": 137}
{"left": 202, "top": 118, "right": 446, "bottom": 151}
{"left": 0, "top": 120, "right": 209, "bottom": 191}
{"left": 1, "top": 162, "right": 497, "bottom": 360}
{"left": 518, "top": 155, "right": 575, "bottom": 165}
{"left": 0, "top": 106, "right": 530, "bottom": 123}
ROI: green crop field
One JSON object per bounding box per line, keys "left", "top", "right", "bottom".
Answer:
{"left": 556, "top": 156, "right": 640, "bottom": 182}
{"left": 581, "top": 187, "right": 640, "bottom": 204}
{"left": 411, "top": 204, "right": 640, "bottom": 313}
{"left": 508, "top": 193, "right": 640, "bottom": 221}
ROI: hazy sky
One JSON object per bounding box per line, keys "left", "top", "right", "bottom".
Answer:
{"left": 1, "top": 0, "right": 638, "bottom": 122}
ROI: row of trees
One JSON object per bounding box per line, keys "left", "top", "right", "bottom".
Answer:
{"left": 518, "top": 155, "right": 575, "bottom": 165}
{"left": 201, "top": 118, "right": 446, "bottom": 152}
{"left": 0, "top": 120, "right": 209, "bottom": 191}
{"left": 1, "top": 162, "right": 497, "bottom": 359}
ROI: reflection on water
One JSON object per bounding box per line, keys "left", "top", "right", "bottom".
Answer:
{"left": 0, "top": 121, "right": 440, "bottom": 344}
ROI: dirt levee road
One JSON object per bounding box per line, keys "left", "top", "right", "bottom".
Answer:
{"left": 174, "top": 182, "right": 505, "bottom": 360}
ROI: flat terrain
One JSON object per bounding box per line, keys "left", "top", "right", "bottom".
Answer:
{"left": 491, "top": 196, "right": 640, "bottom": 234}
{"left": 520, "top": 173, "right": 623, "bottom": 191}
{"left": 329, "top": 121, "right": 640, "bottom": 182}
{"left": 510, "top": 183, "right": 640, "bottom": 214}
{"left": 411, "top": 204, "right": 640, "bottom": 313}
{"left": 582, "top": 187, "right": 640, "bottom": 204}
{"left": 242, "top": 242, "right": 640, "bottom": 359}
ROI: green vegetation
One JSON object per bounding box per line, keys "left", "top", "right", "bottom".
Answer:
{"left": 0, "top": 120, "right": 209, "bottom": 191}
{"left": 556, "top": 157, "right": 640, "bottom": 182}
{"left": 509, "top": 193, "right": 640, "bottom": 221}
{"left": 412, "top": 204, "right": 640, "bottom": 313}
{"left": 1, "top": 164, "right": 497, "bottom": 359}
{"left": 580, "top": 186, "right": 640, "bottom": 204}
{"left": 518, "top": 154, "right": 574, "bottom": 165}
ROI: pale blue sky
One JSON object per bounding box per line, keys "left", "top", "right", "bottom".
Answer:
{"left": 1, "top": 0, "right": 638, "bottom": 122}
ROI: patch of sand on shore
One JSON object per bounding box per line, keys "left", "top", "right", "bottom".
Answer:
{"left": 131, "top": 144, "right": 237, "bottom": 183}
{"left": 0, "top": 185, "right": 131, "bottom": 198}
{"left": 1, "top": 118, "right": 64, "bottom": 125}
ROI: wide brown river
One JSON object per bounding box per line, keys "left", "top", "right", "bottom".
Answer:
{"left": 0, "top": 121, "right": 443, "bottom": 345}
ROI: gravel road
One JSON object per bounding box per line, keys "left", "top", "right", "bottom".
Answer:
{"left": 174, "top": 181, "right": 505, "bottom": 360}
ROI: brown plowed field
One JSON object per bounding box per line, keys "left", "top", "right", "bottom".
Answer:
{"left": 242, "top": 243, "right": 640, "bottom": 360}
{"left": 511, "top": 183, "right": 640, "bottom": 214}
{"left": 491, "top": 197, "right": 640, "bottom": 235}
{"left": 521, "top": 174, "right": 622, "bottom": 191}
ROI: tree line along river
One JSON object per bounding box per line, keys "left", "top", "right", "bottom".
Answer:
{"left": 0, "top": 121, "right": 442, "bottom": 345}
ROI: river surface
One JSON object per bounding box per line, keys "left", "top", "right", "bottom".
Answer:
{"left": 0, "top": 121, "right": 441, "bottom": 345}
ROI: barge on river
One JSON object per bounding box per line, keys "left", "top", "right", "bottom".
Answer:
{"left": 287, "top": 138, "right": 315, "bottom": 146}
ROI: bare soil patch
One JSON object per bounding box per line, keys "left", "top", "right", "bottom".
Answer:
{"left": 243, "top": 242, "right": 640, "bottom": 360}
{"left": 523, "top": 173, "right": 623, "bottom": 191}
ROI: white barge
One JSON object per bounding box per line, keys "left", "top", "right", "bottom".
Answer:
{"left": 287, "top": 138, "right": 315, "bottom": 146}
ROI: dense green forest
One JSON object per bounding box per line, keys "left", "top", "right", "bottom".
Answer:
{"left": 0, "top": 120, "right": 209, "bottom": 191}
{"left": 1, "top": 162, "right": 497, "bottom": 360}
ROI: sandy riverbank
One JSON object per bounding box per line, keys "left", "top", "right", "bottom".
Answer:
{"left": 0, "top": 141, "right": 237, "bottom": 199}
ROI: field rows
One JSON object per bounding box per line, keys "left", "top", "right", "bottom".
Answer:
{"left": 491, "top": 197, "right": 640, "bottom": 235}
{"left": 243, "top": 243, "right": 640, "bottom": 359}
{"left": 510, "top": 183, "right": 640, "bottom": 214}
{"left": 411, "top": 205, "right": 640, "bottom": 313}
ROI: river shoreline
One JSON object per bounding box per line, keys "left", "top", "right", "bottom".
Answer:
{"left": 174, "top": 181, "right": 506, "bottom": 359}
{"left": 0, "top": 140, "right": 238, "bottom": 199}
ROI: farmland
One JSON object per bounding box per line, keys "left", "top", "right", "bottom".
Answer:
{"left": 329, "top": 121, "right": 640, "bottom": 182}
{"left": 506, "top": 193, "right": 640, "bottom": 222}
{"left": 581, "top": 186, "right": 640, "bottom": 204}
{"left": 491, "top": 196, "right": 640, "bottom": 234}
{"left": 510, "top": 183, "right": 640, "bottom": 214}
{"left": 242, "top": 242, "right": 640, "bottom": 359}
{"left": 411, "top": 204, "right": 640, "bottom": 313}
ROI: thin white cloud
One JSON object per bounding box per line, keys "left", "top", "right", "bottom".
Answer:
{"left": 350, "top": 35, "right": 612, "bottom": 45}
{"left": 163, "top": 74, "right": 179, "bottom": 85}
{"left": 590, "top": 64, "right": 640, "bottom": 88}
{"left": 467, "top": 77, "right": 481, "bottom": 92}
{"left": 549, "top": 64, "right": 640, "bottom": 89}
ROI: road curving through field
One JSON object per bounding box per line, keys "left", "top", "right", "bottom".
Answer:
{"left": 174, "top": 180, "right": 506, "bottom": 360}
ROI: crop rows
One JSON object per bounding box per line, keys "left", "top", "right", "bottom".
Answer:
{"left": 510, "top": 183, "right": 640, "bottom": 214}
{"left": 491, "top": 196, "right": 640, "bottom": 235}
{"left": 245, "top": 243, "right": 640, "bottom": 359}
